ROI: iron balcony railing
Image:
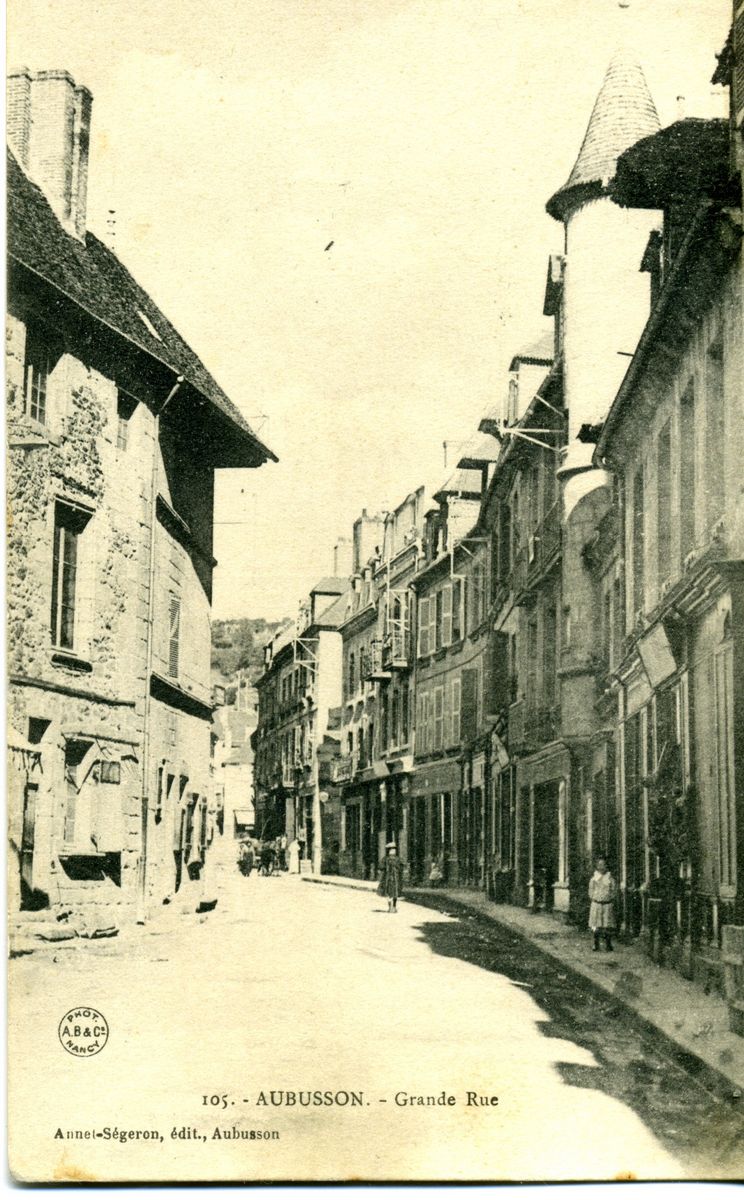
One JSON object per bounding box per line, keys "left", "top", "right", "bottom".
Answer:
{"left": 381, "top": 627, "right": 411, "bottom": 671}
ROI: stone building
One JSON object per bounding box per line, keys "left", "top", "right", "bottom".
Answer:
{"left": 213, "top": 672, "right": 258, "bottom": 846}
{"left": 409, "top": 468, "right": 488, "bottom": 887}
{"left": 336, "top": 492, "right": 424, "bottom": 879}
{"left": 253, "top": 578, "right": 346, "bottom": 871}
{"left": 6, "top": 69, "right": 275, "bottom": 922}
{"left": 590, "top": 102, "right": 742, "bottom": 982}
{"left": 478, "top": 336, "right": 562, "bottom": 907}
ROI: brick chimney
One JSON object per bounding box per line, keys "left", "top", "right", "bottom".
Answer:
{"left": 7, "top": 67, "right": 93, "bottom": 241}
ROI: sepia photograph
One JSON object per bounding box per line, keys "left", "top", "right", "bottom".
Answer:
{"left": 5, "top": 0, "right": 744, "bottom": 1183}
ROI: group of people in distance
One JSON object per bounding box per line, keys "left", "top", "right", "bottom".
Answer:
{"left": 237, "top": 833, "right": 302, "bottom": 877}
{"left": 237, "top": 831, "right": 618, "bottom": 948}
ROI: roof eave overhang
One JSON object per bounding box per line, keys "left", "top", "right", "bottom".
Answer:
{"left": 9, "top": 252, "right": 277, "bottom": 467}
{"left": 595, "top": 202, "right": 741, "bottom": 462}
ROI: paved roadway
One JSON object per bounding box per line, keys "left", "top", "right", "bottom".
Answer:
{"left": 8, "top": 853, "right": 744, "bottom": 1182}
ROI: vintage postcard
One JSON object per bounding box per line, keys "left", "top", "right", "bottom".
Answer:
{"left": 6, "top": 0, "right": 744, "bottom": 1184}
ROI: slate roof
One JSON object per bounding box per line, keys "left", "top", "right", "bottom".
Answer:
{"left": 7, "top": 149, "right": 276, "bottom": 462}
{"left": 433, "top": 466, "right": 483, "bottom": 504}
{"left": 547, "top": 50, "right": 660, "bottom": 222}
{"left": 311, "top": 577, "right": 347, "bottom": 597}
{"left": 508, "top": 331, "right": 554, "bottom": 372}
{"left": 313, "top": 590, "right": 350, "bottom": 629}
{"left": 611, "top": 119, "right": 735, "bottom": 209}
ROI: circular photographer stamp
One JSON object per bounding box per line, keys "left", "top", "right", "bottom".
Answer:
{"left": 58, "top": 1006, "right": 109, "bottom": 1057}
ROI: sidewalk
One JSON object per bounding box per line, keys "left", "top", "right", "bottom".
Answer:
{"left": 304, "top": 873, "right": 744, "bottom": 1098}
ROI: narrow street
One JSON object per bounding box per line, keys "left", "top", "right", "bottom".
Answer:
{"left": 9, "top": 854, "right": 744, "bottom": 1183}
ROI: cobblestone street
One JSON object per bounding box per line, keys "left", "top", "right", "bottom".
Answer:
{"left": 9, "top": 853, "right": 744, "bottom": 1182}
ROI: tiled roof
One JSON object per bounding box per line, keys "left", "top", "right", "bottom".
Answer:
{"left": 314, "top": 590, "right": 350, "bottom": 628}
{"left": 433, "top": 466, "right": 483, "bottom": 504}
{"left": 311, "top": 577, "right": 347, "bottom": 596}
{"left": 612, "top": 119, "right": 734, "bottom": 209}
{"left": 456, "top": 433, "right": 501, "bottom": 469}
{"left": 7, "top": 150, "right": 276, "bottom": 462}
{"left": 547, "top": 50, "right": 660, "bottom": 222}
{"left": 510, "top": 331, "right": 554, "bottom": 368}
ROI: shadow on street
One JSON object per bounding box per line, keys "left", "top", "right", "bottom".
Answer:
{"left": 406, "top": 891, "right": 744, "bottom": 1178}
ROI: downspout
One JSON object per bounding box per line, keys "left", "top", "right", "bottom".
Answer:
{"left": 136, "top": 374, "right": 184, "bottom": 924}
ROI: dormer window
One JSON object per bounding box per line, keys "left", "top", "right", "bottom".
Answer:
{"left": 24, "top": 326, "right": 52, "bottom": 425}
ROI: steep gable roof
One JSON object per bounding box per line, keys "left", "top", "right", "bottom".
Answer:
{"left": 547, "top": 50, "right": 660, "bottom": 222}
{"left": 7, "top": 149, "right": 276, "bottom": 462}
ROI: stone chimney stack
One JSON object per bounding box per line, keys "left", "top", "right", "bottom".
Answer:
{"left": 7, "top": 68, "right": 93, "bottom": 241}
{"left": 7, "top": 68, "right": 32, "bottom": 165}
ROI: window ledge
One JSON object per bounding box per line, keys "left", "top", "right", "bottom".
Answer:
{"left": 9, "top": 416, "right": 60, "bottom": 446}
{"left": 51, "top": 649, "right": 93, "bottom": 673}
{"left": 58, "top": 848, "right": 107, "bottom": 859}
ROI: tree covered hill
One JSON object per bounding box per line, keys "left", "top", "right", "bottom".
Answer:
{"left": 211, "top": 616, "right": 290, "bottom": 682}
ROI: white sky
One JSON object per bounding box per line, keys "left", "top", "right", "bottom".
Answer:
{"left": 8, "top": 0, "right": 730, "bottom": 619}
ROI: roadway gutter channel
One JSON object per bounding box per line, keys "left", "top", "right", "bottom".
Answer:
{"left": 302, "top": 875, "right": 744, "bottom": 1106}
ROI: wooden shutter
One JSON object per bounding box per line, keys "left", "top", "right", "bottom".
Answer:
{"left": 434, "top": 686, "right": 444, "bottom": 750}
{"left": 487, "top": 631, "right": 510, "bottom": 716}
{"left": 461, "top": 668, "right": 478, "bottom": 741}
{"left": 451, "top": 676, "right": 461, "bottom": 743}
{"left": 168, "top": 595, "right": 181, "bottom": 678}
{"left": 418, "top": 597, "right": 430, "bottom": 657}
{"left": 428, "top": 596, "right": 437, "bottom": 655}
{"left": 441, "top": 583, "right": 453, "bottom": 646}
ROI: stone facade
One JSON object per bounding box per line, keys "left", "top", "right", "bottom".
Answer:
{"left": 7, "top": 69, "right": 274, "bottom": 925}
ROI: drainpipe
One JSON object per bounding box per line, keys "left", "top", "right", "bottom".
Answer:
{"left": 136, "top": 374, "right": 184, "bottom": 924}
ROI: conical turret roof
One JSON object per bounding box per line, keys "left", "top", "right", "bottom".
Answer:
{"left": 546, "top": 49, "right": 660, "bottom": 221}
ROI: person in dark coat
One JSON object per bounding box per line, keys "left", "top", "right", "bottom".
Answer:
{"left": 237, "top": 839, "right": 254, "bottom": 877}
{"left": 377, "top": 842, "right": 403, "bottom": 912}
{"left": 259, "top": 842, "right": 275, "bottom": 876}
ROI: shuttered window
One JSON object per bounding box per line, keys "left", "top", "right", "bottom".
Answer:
{"left": 433, "top": 686, "right": 444, "bottom": 751}
{"left": 441, "top": 583, "right": 453, "bottom": 646}
{"left": 452, "top": 578, "right": 463, "bottom": 642}
{"left": 168, "top": 595, "right": 181, "bottom": 679}
{"left": 679, "top": 380, "right": 696, "bottom": 564}
{"left": 657, "top": 419, "right": 672, "bottom": 586}
{"left": 705, "top": 339, "right": 725, "bottom": 527}
{"left": 631, "top": 466, "right": 645, "bottom": 619}
{"left": 418, "top": 597, "right": 431, "bottom": 657}
{"left": 451, "top": 676, "right": 461, "bottom": 743}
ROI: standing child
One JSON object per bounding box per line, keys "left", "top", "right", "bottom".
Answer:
{"left": 588, "top": 856, "right": 617, "bottom": 952}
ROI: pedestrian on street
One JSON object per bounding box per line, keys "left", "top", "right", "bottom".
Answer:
{"left": 259, "top": 842, "right": 275, "bottom": 876}
{"left": 377, "top": 841, "right": 403, "bottom": 913}
{"left": 237, "top": 839, "right": 254, "bottom": 878}
{"left": 288, "top": 837, "right": 300, "bottom": 874}
{"left": 589, "top": 856, "right": 617, "bottom": 952}
{"left": 278, "top": 833, "right": 288, "bottom": 871}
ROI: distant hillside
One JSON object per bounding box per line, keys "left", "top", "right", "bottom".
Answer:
{"left": 211, "top": 617, "right": 290, "bottom": 682}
